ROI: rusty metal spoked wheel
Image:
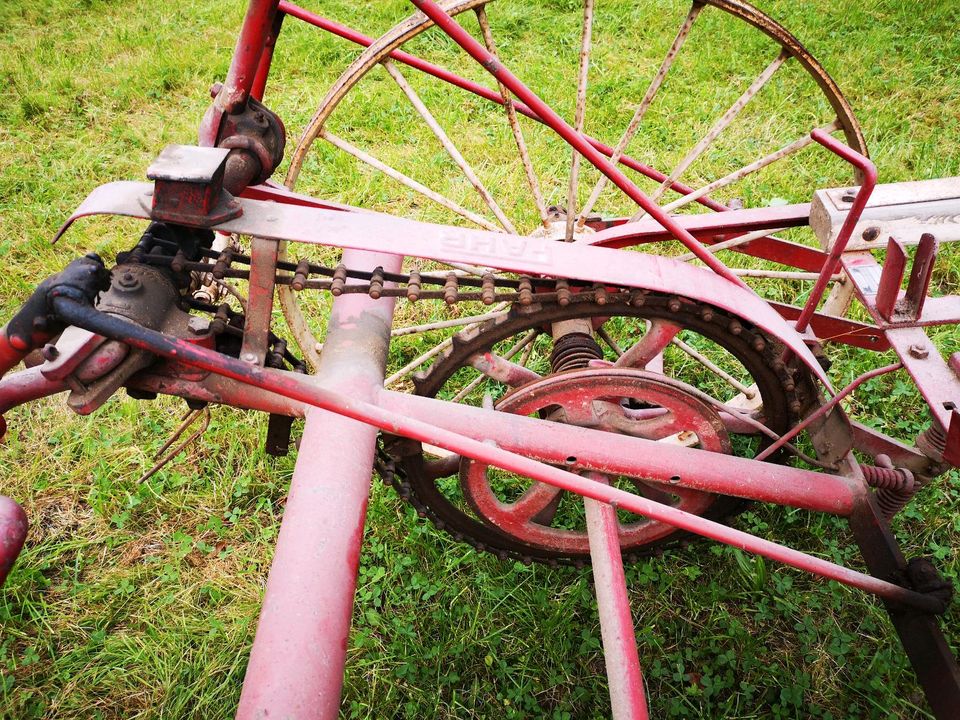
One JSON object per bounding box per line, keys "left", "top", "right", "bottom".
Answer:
{"left": 280, "top": 0, "right": 866, "bottom": 373}
{"left": 390, "top": 291, "right": 814, "bottom": 565}
{"left": 458, "top": 369, "right": 732, "bottom": 556}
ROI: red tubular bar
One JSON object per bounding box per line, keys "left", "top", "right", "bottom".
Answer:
{"left": 236, "top": 249, "right": 402, "bottom": 718}
{"left": 50, "top": 298, "right": 943, "bottom": 614}
{"left": 0, "top": 496, "right": 28, "bottom": 588}
{"left": 755, "top": 362, "right": 903, "bottom": 462}
{"left": 795, "top": 130, "right": 878, "bottom": 333}
{"left": 220, "top": 0, "right": 279, "bottom": 113}
{"left": 408, "top": 0, "right": 747, "bottom": 288}
{"left": 584, "top": 476, "right": 649, "bottom": 720}
{"left": 278, "top": 1, "right": 727, "bottom": 213}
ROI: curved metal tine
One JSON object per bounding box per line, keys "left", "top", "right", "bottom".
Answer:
{"left": 319, "top": 129, "right": 501, "bottom": 231}
{"left": 670, "top": 336, "right": 757, "bottom": 400}
{"left": 576, "top": 2, "right": 704, "bottom": 229}
{"left": 474, "top": 5, "right": 551, "bottom": 229}
{"left": 614, "top": 319, "right": 682, "bottom": 369}
{"left": 564, "top": 0, "right": 596, "bottom": 242}
{"left": 381, "top": 59, "right": 518, "bottom": 234}
{"left": 455, "top": 330, "right": 540, "bottom": 402}
{"left": 661, "top": 119, "right": 841, "bottom": 214}
{"left": 631, "top": 48, "right": 791, "bottom": 221}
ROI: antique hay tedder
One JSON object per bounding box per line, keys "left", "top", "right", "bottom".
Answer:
{"left": 1, "top": 0, "right": 959, "bottom": 716}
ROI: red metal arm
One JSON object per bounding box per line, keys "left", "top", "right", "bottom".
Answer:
{"left": 795, "top": 129, "right": 877, "bottom": 333}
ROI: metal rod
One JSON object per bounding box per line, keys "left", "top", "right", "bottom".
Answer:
{"left": 675, "top": 226, "right": 790, "bottom": 262}
{"left": 755, "top": 362, "right": 903, "bottom": 462}
{"left": 320, "top": 129, "right": 501, "bottom": 231}
{"left": 236, "top": 248, "right": 401, "bottom": 719}
{"left": 475, "top": 5, "right": 551, "bottom": 227}
{"left": 565, "top": 0, "right": 595, "bottom": 242}
{"left": 382, "top": 59, "right": 517, "bottom": 233}
{"left": 577, "top": 1, "right": 704, "bottom": 227}
{"left": 585, "top": 474, "right": 649, "bottom": 720}
{"left": 795, "top": 130, "right": 878, "bottom": 332}
{"left": 391, "top": 307, "right": 508, "bottom": 336}
{"left": 406, "top": 0, "right": 748, "bottom": 287}
{"left": 671, "top": 337, "right": 756, "bottom": 399}
{"left": 633, "top": 49, "right": 790, "bottom": 219}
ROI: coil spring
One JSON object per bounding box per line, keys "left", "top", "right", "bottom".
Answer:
{"left": 862, "top": 457, "right": 916, "bottom": 520}
{"left": 916, "top": 420, "right": 947, "bottom": 463}
{"left": 549, "top": 332, "right": 604, "bottom": 373}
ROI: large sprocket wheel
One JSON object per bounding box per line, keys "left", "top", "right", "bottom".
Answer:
{"left": 392, "top": 291, "right": 815, "bottom": 565}
{"left": 280, "top": 0, "right": 866, "bottom": 371}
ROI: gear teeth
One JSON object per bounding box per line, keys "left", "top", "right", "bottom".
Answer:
{"left": 391, "top": 292, "right": 810, "bottom": 567}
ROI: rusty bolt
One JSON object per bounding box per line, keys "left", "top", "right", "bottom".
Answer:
{"left": 117, "top": 271, "right": 140, "bottom": 290}
{"left": 187, "top": 316, "right": 210, "bottom": 335}
{"left": 41, "top": 344, "right": 59, "bottom": 362}
{"left": 841, "top": 191, "right": 856, "bottom": 203}
{"left": 908, "top": 343, "right": 929, "bottom": 359}
{"left": 861, "top": 227, "right": 881, "bottom": 242}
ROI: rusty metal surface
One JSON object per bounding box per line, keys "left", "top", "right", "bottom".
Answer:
{"left": 51, "top": 180, "right": 832, "bottom": 387}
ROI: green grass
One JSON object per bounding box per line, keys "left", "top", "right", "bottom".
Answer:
{"left": 1, "top": 0, "right": 959, "bottom": 718}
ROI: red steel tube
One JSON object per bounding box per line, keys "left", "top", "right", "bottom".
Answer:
{"left": 584, "top": 476, "right": 648, "bottom": 720}
{"left": 795, "top": 130, "right": 878, "bottom": 333}
{"left": 278, "top": 1, "right": 727, "bottom": 213}
{"left": 52, "top": 299, "right": 943, "bottom": 614}
{"left": 220, "top": 0, "right": 280, "bottom": 113}
{"left": 0, "top": 496, "right": 28, "bottom": 588}
{"left": 235, "top": 248, "right": 402, "bottom": 719}
{"left": 755, "top": 362, "right": 903, "bottom": 462}
{"left": 408, "top": 0, "right": 747, "bottom": 288}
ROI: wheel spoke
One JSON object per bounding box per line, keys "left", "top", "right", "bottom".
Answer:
{"left": 320, "top": 128, "right": 501, "bottom": 231}
{"left": 661, "top": 119, "right": 841, "bottom": 214}
{"left": 510, "top": 481, "right": 565, "bottom": 524}
{"left": 464, "top": 330, "right": 540, "bottom": 391}
{"left": 576, "top": 2, "right": 704, "bottom": 228}
{"left": 565, "top": 0, "right": 596, "bottom": 242}
{"left": 475, "top": 6, "right": 551, "bottom": 228}
{"left": 632, "top": 48, "right": 791, "bottom": 219}
{"left": 674, "top": 226, "right": 789, "bottom": 262}
{"left": 614, "top": 319, "right": 682, "bottom": 369}
{"left": 597, "top": 325, "right": 623, "bottom": 357}
{"left": 381, "top": 59, "right": 518, "bottom": 234}
{"left": 391, "top": 305, "right": 509, "bottom": 337}
{"left": 670, "top": 336, "right": 757, "bottom": 400}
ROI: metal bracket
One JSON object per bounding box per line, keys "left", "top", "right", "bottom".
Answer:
{"left": 147, "top": 144, "right": 242, "bottom": 228}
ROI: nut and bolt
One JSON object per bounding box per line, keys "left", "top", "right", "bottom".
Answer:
{"left": 41, "top": 344, "right": 59, "bottom": 362}
{"left": 908, "top": 342, "right": 929, "bottom": 359}
{"left": 241, "top": 352, "right": 258, "bottom": 364}
{"left": 187, "top": 316, "right": 210, "bottom": 335}
{"left": 116, "top": 271, "right": 140, "bottom": 290}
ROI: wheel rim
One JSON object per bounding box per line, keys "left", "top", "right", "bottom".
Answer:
{"left": 392, "top": 292, "right": 810, "bottom": 564}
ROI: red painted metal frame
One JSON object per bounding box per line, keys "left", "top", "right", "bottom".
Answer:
{"left": 46, "top": 297, "right": 944, "bottom": 615}
{"left": 3, "top": 0, "right": 960, "bottom": 716}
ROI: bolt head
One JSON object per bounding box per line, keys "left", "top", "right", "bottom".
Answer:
{"left": 241, "top": 352, "right": 258, "bottom": 363}
{"left": 41, "top": 344, "right": 59, "bottom": 361}
{"left": 187, "top": 316, "right": 210, "bottom": 335}
{"left": 908, "top": 342, "right": 929, "bottom": 359}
